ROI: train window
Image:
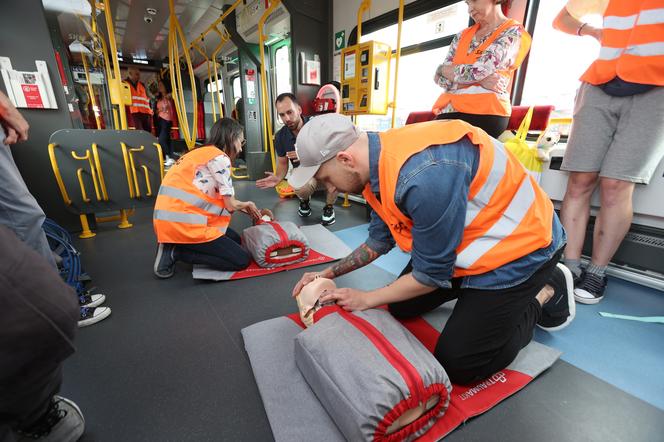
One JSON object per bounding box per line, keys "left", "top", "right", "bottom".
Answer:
{"left": 353, "top": 2, "right": 467, "bottom": 130}
{"left": 232, "top": 76, "right": 242, "bottom": 101}
{"left": 274, "top": 44, "right": 292, "bottom": 95}
{"left": 519, "top": 0, "right": 602, "bottom": 117}
{"left": 359, "top": 2, "right": 467, "bottom": 49}
{"left": 206, "top": 78, "right": 224, "bottom": 97}
{"left": 355, "top": 46, "right": 448, "bottom": 130}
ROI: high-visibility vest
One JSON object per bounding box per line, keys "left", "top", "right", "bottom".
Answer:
{"left": 127, "top": 80, "right": 153, "bottom": 115}
{"left": 153, "top": 146, "right": 232, "bottom": 244}
{"left": 581, "top": 0, "right": 664, "bottom": 86}
{"left": 362, "top": 120, "right": 554, "bottom": 277}
{"left": 432, "top": 19, "right": 531, "bottom": 117}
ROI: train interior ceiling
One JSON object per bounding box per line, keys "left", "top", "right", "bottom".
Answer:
{"left": 1, "top": 0, "right": 663, "bottom": 440}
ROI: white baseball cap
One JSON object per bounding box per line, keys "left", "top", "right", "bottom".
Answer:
{"left": 288, "top": 114, "right": 361, "bottom": 190}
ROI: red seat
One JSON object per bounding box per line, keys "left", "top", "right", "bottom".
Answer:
{"left": 405, "top": 111, "right": 436, "bottom": 125}
{"left": 506, "top": 105, "right": 554, "bottom": 131}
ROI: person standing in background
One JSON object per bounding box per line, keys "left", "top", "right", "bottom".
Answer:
{"left": 155, "top": 80, "right": 176, "bottom": 167}
{"left": 432, "top": 0, "right": 531, "bottom": 138}
{"left": 125, "top": 67, "right": 153, "bottom": 132}
{"left": 554, "top": 0, "right": 664, "bottom": 304}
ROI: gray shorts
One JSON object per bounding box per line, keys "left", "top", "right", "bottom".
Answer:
{"left": 561, "top": 82, "right": 664, "bottom": 184}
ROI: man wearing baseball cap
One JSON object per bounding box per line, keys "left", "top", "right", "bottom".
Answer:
{"left": 290, "top": 113, "right": 575, "bottom": 384}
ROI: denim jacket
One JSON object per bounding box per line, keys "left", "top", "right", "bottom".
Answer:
{"left": 365, "top": 132, "right": 566, "bottom": 290}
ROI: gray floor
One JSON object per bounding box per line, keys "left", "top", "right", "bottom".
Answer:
{"left": 62, "top": 181, "right": 664, "bottom": 441}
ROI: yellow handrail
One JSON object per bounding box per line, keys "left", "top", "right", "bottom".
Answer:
{"left": 168, "top": 0, "right": 198, "bottom": 149}
{"left": 99, "top": 0, "right": 128, "bottom": 129}
{"left": 76, "top": 168, "right": 91, "bottom": 202}
{"left": 153, "top": 142, "right": 165, "bottom": 180}
{"left": 258, "top": 0, "right": 282, "bottom": 173}
{"left": 127, "top": 145, "right": 145, "bottom": 197}
{"left": 90, "top": 143, "right": 109, "bottom": 200}
{"left": 188, "top": 0, "right": 243, "bottom": 53}
{"left": 390, "top": 0, "right": 404, "bottom": 128}
{"left": 47, "top": 143, "right": 73, "bottom": 205}
{"left": 140, "top": 165, "right": 153, "bottom": 196}
{"left": 120, "top": 142, "right": 136, "bottom": 198}
{"left": 71, "top": 149, "right": 102, "bottom": 201}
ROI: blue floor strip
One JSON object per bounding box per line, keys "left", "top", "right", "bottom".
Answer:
{"left": 334, "top": 224, "right": 664, "bottom": 410}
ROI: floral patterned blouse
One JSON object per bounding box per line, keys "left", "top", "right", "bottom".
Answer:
{"left": 437, "top": 23, "right": 523, "bottom": 113}
{"left": 194, "top": 154, "right": 234, "bottom": 198}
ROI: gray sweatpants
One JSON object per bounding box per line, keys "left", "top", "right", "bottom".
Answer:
{"left": 0, "top": 127, "right": 55, "bottom": 267}
{"left": 561, "top": 83, "right": 664, "bottom": 184}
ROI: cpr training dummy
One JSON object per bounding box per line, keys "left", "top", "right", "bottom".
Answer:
{"left": 294, "top": 277, "right": 453, "bottom": 441}
{"left": 241, "top": 213, "right": 310, "bottom": 268}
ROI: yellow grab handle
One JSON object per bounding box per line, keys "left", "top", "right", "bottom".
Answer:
{"left": 48, "top": 143, "right": 72, "bottom": 205}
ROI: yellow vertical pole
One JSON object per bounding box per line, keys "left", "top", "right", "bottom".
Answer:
{"left": 101, "top": 0, "right": 128, "bottom": 130}
{"left": 81, "top": 51, "right": 103, "bottom": 129}
{"left": 390, "top": 0, "right": 404, "bottom": 128}
{"left": 258, "top": 0, "right": 281, "bottom": 173}
{"left": 357, "top": 0, "right": 371, "bottom": 42}
{"left": 208, "top": 61, "right": 217, "bottom": 121}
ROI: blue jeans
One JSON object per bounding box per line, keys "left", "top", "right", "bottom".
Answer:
{"left": 175, "top": 228, "right": 250, "bottom": 271}
{"left": 156, "top": 117, "right": 173, "bottom": 157}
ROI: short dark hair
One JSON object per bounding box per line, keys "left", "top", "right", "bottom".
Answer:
{"left": 275, "top": 92, "right": 298, "bottom": 106}
{"left": 206, "top": 117, "right": 243, "bottom": 156}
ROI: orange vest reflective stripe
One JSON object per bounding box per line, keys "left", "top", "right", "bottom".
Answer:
{"left": 362, "top": 120, "right": 554, "bottom": 277}
{"left": 128, "top": 81, "right": 153, "bottom": 115}
{"left": 432, "top": 19, "right": 531, "bottom": 117}
{"left": 153, "top": 146, "right": 231, "bottom": 244}
{"left": 581, "top": 0, "right": 664, "bottom": 86}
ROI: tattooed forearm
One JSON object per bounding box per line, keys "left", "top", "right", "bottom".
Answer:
{"left": 331, "top": 243, "right": 380, "bottom": 277}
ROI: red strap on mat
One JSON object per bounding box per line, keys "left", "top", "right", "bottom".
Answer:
{"left": 262, "top": 222, "right": 307, "bottom": 265}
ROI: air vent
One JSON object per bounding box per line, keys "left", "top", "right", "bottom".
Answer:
{"left": 624, "top": 232, "right": 664, "bottom": 248}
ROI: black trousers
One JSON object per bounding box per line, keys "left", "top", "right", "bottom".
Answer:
{"left": 156, "top": 117, "right": 173, "bottom": 157}
{"left": 175, "top": 228, "right": 251, "bottom": 271}
{"left": 436, "top": 112, "right": 509, "bottom": 138}
{"left": 389, "top": 249, "right": 562, "bottom": 385}
{"left": 0, "top": 226, "right": 78, "bottom": 439}
{"left": 131, "top": 112, "right": 152, "bottom": 133}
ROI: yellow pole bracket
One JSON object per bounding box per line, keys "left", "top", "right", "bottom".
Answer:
{"left": 71, "top": 149, "right": 102, "bottom": 202}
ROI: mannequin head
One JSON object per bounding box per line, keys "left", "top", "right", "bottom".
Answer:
{"left": 297, "top": 277, "right": 336, "bottom": 327}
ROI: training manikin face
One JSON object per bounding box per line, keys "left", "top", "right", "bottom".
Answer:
{"left": 296, "top": 277, "right": 336, "bottom": 327}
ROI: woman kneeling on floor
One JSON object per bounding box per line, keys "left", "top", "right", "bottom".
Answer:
{"left": 153, "top": 118, "right": 270, "bottom": 278}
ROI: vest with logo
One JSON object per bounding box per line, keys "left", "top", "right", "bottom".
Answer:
{"left": 153, "top": 146, "right": 232, "bottom": 244}
{"left": 362, "top": 120, "right": 554, "bottom": 277}
{"left": 581, "top": 0, "right": 664, "bottom": 86}
{"left": 432, "top": 19, "right": 531, "bottom": 117}
{"left": 128, "top": 81, "right": 153, "bottom": 115}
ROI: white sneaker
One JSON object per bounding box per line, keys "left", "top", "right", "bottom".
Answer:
{"left": 78, "top": 306, "right": 111, "bottom": 327}
{"left": 164, "top": 157, "right": 175, "bottom": 167}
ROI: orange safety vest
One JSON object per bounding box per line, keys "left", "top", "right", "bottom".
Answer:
{"left": 127, "top": 81, "right": 153, "bottom": 115}
{"left": 580, "top": 0, "right": 664, "bottom": 86}
{"left": 432, "top": 19, "right": 531, "bottom": 117}
{"left": 153, "top": 146, "right": 232, "bottom": 244}
{"left": 362, "top": 120, "right": 554, "bottom": 277}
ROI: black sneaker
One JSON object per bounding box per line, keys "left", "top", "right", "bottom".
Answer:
{"left": 574, "top": 271, "right": 607, "bottom": 304}
{"left": 78, "top": 306, "right": 111, "bottom": 327}
{"left": 537, "top": 263, "right": 576, "bottom": 332}
{"left": 78, "top": 287, "right": 105, "bottom": 308}
{"left": 298, "top": 199, "right": 312, "bottom": 217}
{"left": 321, "top": 204, "right": 335, "bottom": 226}
{"left": 154, "top": 243, "right": 176, "bottom": 278}
{"left": 15, "top": 395, "right": 85, "bottom": 442}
